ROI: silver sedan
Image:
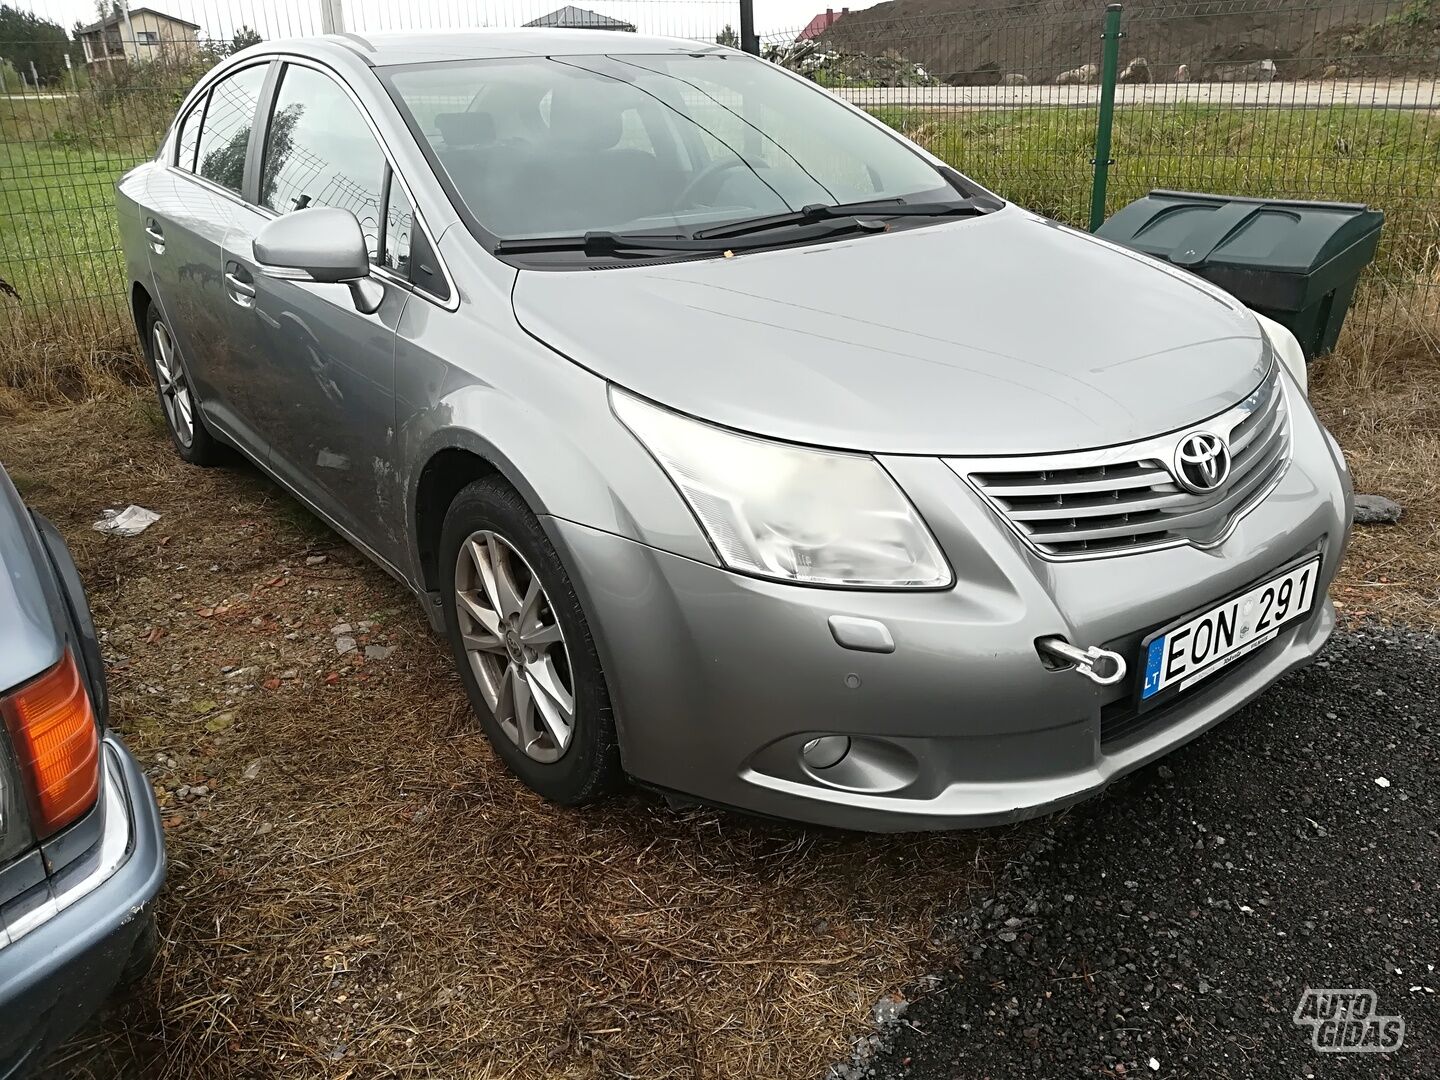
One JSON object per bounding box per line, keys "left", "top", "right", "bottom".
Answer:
{"left": 116, "top": 30, "right": 1352, "bottom": 830}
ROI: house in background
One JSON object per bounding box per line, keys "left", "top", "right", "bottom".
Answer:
{"left": 76, "top": 7, "right": 201, "bottom": 68}
{"left": 798, "top": 8, "right": 851, "bottom": 41}
{"left": 523, "top": 5, "right": 636, "bottom": 32}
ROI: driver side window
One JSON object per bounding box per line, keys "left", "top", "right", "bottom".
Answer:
{"left": 261, "top": 64, "right": 386, "bottom": 260}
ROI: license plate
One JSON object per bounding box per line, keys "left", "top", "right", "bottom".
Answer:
{"left": 1140, "top": 557, "right": 1321, "bottom": 705}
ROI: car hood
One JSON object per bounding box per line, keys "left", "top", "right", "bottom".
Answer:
{"left": 510, "top": 206, "right": 1269, "bottom": 455}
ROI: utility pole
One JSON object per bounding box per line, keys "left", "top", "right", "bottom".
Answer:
{"left": 739, "top": 0, "right": 758, "bottom": 55}
{"left": 117, "top": 0, "right": 138, "bottom": 63}
{"left": 320, "top": 0, "right": 346, "bottom": 35}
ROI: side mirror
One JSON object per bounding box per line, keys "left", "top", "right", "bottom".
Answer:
{"left": 252, "top": 207, "right": 384, "bottom": 314}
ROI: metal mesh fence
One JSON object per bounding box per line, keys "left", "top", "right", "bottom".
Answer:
{"left": 2, "top": 0, "right": 1436, "bottom": 338}
{"left": 761, "top": 0, "right": 1439, "bottom": 316}
{"left": 0, "top": 0, "right": 742, "bottom": 330}
{"left": 762, "top": 4, "right": 1113, "bottom": 226}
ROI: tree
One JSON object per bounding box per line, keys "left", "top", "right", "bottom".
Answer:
{"left": 198, "top": 126, "right": 249, "bottom": 192}
{"left": 257, "top": 103, "right": 302, "bottom": 208}
{"left": 0, "top": 4, "right": 72, "bottom": 82}
{"left": 715, "top": 24, "right": 739, "bottom": 48}
{"left": 228, "top": 25, "right": 262, "bottom": 55}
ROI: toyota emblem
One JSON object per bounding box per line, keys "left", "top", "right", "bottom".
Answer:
{"left": 1174, "top": 431, "right": 1231, "bottom": 494}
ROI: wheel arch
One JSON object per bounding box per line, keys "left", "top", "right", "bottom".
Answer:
{"left": 402, "top": 378, "right": 716, "bottom": 599}
{"left": 130, "top": 280, "right": 153, "bottom": 345}
{"left": 410, "top": 432, "right": 548, "bottom": 596}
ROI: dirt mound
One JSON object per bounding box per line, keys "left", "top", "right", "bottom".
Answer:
{"left": 819, "top": 0, "right": 1438, "bottom": 83}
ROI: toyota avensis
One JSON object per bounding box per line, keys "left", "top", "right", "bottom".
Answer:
{"left": 117, "top": 30, "right": 1352, "bottom": 831}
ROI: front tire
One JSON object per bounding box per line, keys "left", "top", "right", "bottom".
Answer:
{"left": 440, "top": 477, "right": 622, "bottom": 805}
{"left": 144, "top": 305, "right": 225, "bottom": 465}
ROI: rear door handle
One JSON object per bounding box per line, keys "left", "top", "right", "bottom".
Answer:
{"left": 224, "top": 262, "right": 256, "bottom": 307}
{"left": 144, "top": 218, "right": 165, "bottom": 253}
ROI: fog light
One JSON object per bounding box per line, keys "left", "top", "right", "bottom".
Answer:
{"left": 800, "top": 735, "right": 851, "bottom": 770}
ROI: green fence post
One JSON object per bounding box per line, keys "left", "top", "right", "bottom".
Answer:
{"left": 1088, "top": 3, "right": 1123, "bottom": 233}
{"left": 739, "top": 0, "right": 759, "bottom": 55}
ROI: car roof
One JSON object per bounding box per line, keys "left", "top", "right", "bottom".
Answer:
{"left": 310, "top": 29, "right": 728, "bottom": 67}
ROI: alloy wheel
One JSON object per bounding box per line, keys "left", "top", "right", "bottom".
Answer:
{"left": 152, "top": 321, "right": 194, "bottom": 447}
{"left": 454, "top": 530, "right": 576, "bottom": 763}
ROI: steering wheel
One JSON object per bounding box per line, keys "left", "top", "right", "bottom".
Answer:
{"left": 675, "top": 158, "right": 752, "bottom": 210}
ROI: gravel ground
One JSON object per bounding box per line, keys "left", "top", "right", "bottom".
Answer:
{"left": 846, "top": 625, "right": 1438, "bottom": 1080}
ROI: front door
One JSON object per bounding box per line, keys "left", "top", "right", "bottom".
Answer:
{"left": 221, "top": 61, "right": 409, "bottom": 568}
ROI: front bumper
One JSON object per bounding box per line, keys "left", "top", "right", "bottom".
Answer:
{"left": 0, "top": 735, "right": 165, "bottom": 1077}
{"left": 549, "top": 394, "right": 1353, "bottom": 832}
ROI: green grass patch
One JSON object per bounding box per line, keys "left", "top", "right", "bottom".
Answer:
{"left": 1, "top": 89, "right": 176, "bottom": 313}
{"left": 0, "top": 137, "right": 145, "bottom": 310}
{"left": 874, "top": 103, "right": 1440, "bottom": 280}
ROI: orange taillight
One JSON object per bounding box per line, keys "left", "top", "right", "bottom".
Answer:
{"left": 1, "top": 650, "right": 100, "bottom": 839}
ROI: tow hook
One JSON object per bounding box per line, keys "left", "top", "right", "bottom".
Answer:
{"left": 1037, "top": 637, "right": 1128, "bottom": 687}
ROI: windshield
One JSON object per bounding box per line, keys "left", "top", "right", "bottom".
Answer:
{"left": 383, "top": 52, "right": 958, "bottom": 241}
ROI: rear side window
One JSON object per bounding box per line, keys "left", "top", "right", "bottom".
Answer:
{"left": 195, "top": 64, "right": 269, "bottom": 193}
{"left": 261, "top": 64, "right": 386, "bottom": 260}
{"left": 174, "top": 95, "right": 206, "bottom": 171}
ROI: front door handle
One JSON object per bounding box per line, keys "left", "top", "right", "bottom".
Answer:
{"left": 144, "top": 218, "right": 165, "bottom": 253}
{"left": 224, "top": 262, "right": 256, "bottom": 308}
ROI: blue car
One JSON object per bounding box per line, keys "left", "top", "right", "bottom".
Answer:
{"left": 0, "top": 465, "right": 165, "bottom": 1077}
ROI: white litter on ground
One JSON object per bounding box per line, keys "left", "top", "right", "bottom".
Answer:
{"left": 92, "top": 505, "right": 160, "bottom": 536}
{"left": 1374, "top": 776, "right": 1392, "bottom": 788}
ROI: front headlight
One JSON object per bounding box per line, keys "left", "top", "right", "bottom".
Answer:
{"left": 1254, "top": 312, "right": 1307, "bottom": 395}
{"left": 611, "top": 389, "right": 951, "bottom": 588}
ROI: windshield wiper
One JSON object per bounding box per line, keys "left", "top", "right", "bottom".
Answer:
{"left": 494, "top": 231, "right": 695, "bottom": 257}
{"left": 494, "top": 217, "right": 887, "bottom": 257}
{"left": 693, "top": 196, "right": 1000, "bottom": 241}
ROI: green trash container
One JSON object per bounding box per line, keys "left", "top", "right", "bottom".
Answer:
{"left": 1096, "top": 190, "right": 1384, "bottom": 361}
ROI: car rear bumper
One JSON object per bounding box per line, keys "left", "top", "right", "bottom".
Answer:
{"left": 0, "top": 734, "right": 164, "bottom": 1077}
{"left": 548, "top": 398, "right": 1353, "bottom": 832}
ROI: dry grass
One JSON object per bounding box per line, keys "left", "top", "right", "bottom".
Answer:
{"left": 0, "top": 303, "right": 146, "bottom": 415}
{"left": 0, "top": 400, "right": 1011, "bottom": 1080}
{"left": 1311, "top": 281, "right": 1440, "bottom": 627}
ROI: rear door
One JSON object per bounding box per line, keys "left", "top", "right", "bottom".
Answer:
{"left": 220, "top": 60, "right": 410, "bottom": 566}
{"left": 139, "top": 61, "right": 274, "bottom": 453}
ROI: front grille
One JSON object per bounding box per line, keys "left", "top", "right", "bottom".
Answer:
{"left": 950, "top": 363, "right": 1290, "bottom": 559}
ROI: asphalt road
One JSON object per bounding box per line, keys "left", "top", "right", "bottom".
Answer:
{"left": 838, "top": 80, "right": 1440, "bottom": 110}
{"left": 840, "top": 625, "right": 1438, "bottom": 1079}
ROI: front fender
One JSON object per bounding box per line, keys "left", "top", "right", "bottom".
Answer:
{"left": 396, "top": 341, "right": 716, "bottom": 591}
{"left": 393, "top": 231, "right": 715, "bottom": 592}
